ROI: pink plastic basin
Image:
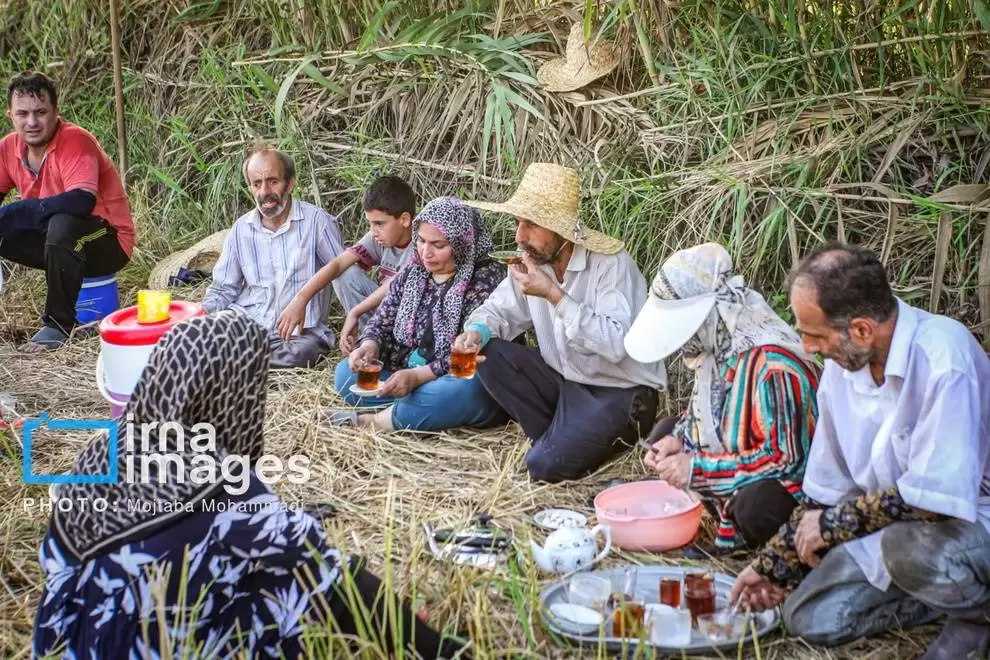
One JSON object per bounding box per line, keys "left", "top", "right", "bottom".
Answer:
{"left": 594, "top": 480, "right": 703, "bottom": 551}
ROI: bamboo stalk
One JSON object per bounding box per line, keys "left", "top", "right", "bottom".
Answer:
{"left": 109, "top": 0, "right": 127, "bottom": 185}
{"left": 931, "top": 211, "right": 953, "bottom": 313}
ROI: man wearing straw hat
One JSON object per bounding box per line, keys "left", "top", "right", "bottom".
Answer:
{"left": 454, "top": 163, "right": 666, "bottom": 482}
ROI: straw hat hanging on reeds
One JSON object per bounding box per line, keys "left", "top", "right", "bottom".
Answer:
{"left": 147, "top": 229, "right": 229, "bottom": 289}
{"left": 465, "top": 163, "right": 624, "bottom": 255}
{"left": 537, "top": 23, "right": 621, "bottom": 93}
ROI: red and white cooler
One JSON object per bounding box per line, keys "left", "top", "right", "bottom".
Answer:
{"left": 96, "top": 301, "right": 205, "bottom": 418}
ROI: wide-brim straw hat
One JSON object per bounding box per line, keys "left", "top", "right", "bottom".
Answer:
{"left": 465, "top": 163, "right": 623, "bottom": 255}
{"left": 537, "top": 23, "right": 620, "bottom": 93}
{"left": 148, "top": 229, "right": 229, "bottom": 289}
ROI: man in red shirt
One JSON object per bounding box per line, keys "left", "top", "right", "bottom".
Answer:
{"left": 0, "top": 71, "right": 134, "bottom": 351}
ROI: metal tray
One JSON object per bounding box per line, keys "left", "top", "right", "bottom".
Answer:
{"left": 538, "top": 565, "right": 781, "bottom": 654}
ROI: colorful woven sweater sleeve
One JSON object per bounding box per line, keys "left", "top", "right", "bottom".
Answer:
{"left": 689, "top": 347, "right": 821, "bottom": 498}
{"left": 818, "top": 487, "right": 949, "bottom": 546}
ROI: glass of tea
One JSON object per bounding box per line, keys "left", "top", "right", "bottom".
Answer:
{"left": 355, "top": 359, "right": 383, "bottom": 390}
{"left": 659, "top": 577, "right": 682, "bottom": 608}
{"left": 612, "top": 601, "right": 646, "bottom": 638}
{"left": 684, "top": 573, "right": 715, "bottom": 628}
{"left": 450, "top": 344, "right": 479, "bottom": 379}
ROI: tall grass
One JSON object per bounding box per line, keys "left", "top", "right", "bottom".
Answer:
{"left": 2, "top": 1, "right": 987, "bottom": 332}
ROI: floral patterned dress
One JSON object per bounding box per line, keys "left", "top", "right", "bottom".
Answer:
{"left": 33, "top": 476, "right": 346, "bottom": 659}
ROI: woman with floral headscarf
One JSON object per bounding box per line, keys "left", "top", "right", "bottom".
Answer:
{"left": 325, "top": 197, "right": 507, "bottom": 431}
{"left": 32, "top": 313, "right": 467, "bottom": 658}
{"left": 624, "top": 243, "right": 822, "bottom": 555}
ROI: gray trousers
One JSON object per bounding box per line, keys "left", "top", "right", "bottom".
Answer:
{"left": 784, "top": 520, "right": 990, "bottom": 646}
{"left": 268, "top": 330, "right": 331, "bottom": 369}
{"left": 331, "top": 264, "right": 379, "bottom": 328}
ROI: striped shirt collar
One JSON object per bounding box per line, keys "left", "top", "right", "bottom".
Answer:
{"left": 244, "top": 198, "right": 304, "bottom": 232}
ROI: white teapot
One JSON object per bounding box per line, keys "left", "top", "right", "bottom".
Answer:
{"left": 530, "top": 523, "right": 611, "bottom": 574}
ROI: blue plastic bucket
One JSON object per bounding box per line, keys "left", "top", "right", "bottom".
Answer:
{"left": 76, "top": 275, "right": 120, "bottom": 325}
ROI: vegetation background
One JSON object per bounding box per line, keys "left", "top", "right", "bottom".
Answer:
{"left": 1, "top": 0, "right": 989, "bottom": 657}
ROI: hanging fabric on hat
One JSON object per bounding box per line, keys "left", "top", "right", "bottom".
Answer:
{"left": 657, "top": 245, "right": 810, "bottom": 452}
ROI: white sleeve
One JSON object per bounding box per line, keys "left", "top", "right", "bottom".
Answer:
{"left": 464, "top": 275, "right": 532, "bottom": 341}
{"left": 314, "top": 209, "right": 346, "bottom": 265}
{"left": 202, "top": 228, "right": 244, "bottom": 313}
{"left": 801, "top": 368, "right": 863, "bottom": 506}
{"left": 553, "top": 257, "right": 634, "bottom": 364}
{"left": 897, "top": 369, "right": 985, "bottom": 522}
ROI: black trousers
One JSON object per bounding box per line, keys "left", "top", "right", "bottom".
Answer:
{"left": 0, "top": 212, "right": 129, "bottom": 334}
{"left": 476, "top": 338, "right": 659, "bottom": 483}
{"left": 726, "top": 479, "right": 800, "bottom": 547}
{"left": 329, "top": 567, "right": 468, "bottom": 659}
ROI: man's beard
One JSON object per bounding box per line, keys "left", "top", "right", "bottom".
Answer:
{"left": 256, "top": 193, "right": 290, "bottom": 219}
{"left": 519, "top": 237, "right": 566, "bottom": 265}
{"left": 828, "top": 331, "right": 872, "bottom": 372}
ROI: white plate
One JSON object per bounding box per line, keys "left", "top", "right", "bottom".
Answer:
{"left": 547, "top": 603, "right": 603, "bottom": 635}
{"left": 533, "top": 508, "right": 588, "bottom": 531}
{"left": 349, "top": 384, "right": 383, "bottom": 397}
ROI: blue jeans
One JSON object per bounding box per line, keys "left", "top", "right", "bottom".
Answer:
{"left": 334, "top": 360, "right": 506, "bottom": 431}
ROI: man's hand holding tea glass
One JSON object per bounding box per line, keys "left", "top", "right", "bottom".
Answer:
{"left": 452, "top": 330, "right": 486, "bottom": 365}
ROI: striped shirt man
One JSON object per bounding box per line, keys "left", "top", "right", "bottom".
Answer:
{"left": 202, "top": 200, "right": 346, "bottom": 343}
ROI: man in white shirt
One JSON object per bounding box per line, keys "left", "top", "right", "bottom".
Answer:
{"left": 203, "top": 145, "right": 368, "bottom": 368}
{"left": 453, "top": 163, "right": 667, "bottom": 482}
{"left": 730, "top": 244, "right": 990, "bottom": 659}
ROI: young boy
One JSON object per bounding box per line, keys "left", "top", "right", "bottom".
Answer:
{"left": 277, "top": 175, "right": 416, "bottom": 351}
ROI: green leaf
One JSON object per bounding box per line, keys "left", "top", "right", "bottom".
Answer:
{"left": 499, "top": 70, "right": 539, "bottom": 85}
{"left": 359, "top": 1, "right": 400, "bottom": 51}
{"left": 501, "top": 86, "right": 544, "bottom": 120}
{"left": 301, "top": 64, "right": 344, "bottom": 96}
{"left": 274, "top": 55, "right": 321, "bottom": 133}
{"left": 976, "top": 0, "right": 990, "bottom": 31}
{"left": 481, "top": 94, "right": 495, "bottom": 170}
{"left": 173, "top": 0, "right": 223, "bottom": 24}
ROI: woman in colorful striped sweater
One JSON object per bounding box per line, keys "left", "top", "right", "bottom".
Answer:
{"left": 624, "top": 243, "right": 821, "bottom": 554}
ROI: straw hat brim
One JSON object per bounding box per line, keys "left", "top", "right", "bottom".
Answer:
{"left": 148, "top": 229, "right": 229, "bottom": 289}
{"left": 465, "top": 199, "right": 623, "bottom": 255}
{"left": 537, "top": 57, "right": 617, "bottom": 92}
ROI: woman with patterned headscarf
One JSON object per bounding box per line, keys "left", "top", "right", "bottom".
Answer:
{"left": 325, "top": 197, "right": 507, "bottom": 431}
{"left": 32, "top": 313, "right": 467, "bottom": 659}
{"left": 624, "top": 243, "right": 822, "bottom": 556}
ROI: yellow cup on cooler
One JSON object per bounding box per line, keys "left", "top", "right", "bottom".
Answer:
{"left": 137, "top": 290, "right": 171, "bottom": 324}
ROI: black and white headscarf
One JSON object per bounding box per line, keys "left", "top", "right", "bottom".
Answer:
{"left": 51, "top": 312, "right": 270, "bottom": 563}
{"left": 393, "top": 196, "right": 495, "bottom": 365}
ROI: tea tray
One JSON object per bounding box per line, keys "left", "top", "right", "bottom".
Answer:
{"left": 538, "top": 565, "right": 781, "bottom": 654}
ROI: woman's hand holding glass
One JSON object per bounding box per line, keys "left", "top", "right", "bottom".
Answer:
{"left": 348, "top": 341, "right": 380, "bottom": 371}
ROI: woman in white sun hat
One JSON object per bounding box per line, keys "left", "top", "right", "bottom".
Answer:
{"left": 625, "top": 242, "right": 822, "bottom": 555}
